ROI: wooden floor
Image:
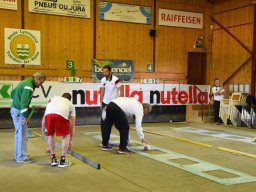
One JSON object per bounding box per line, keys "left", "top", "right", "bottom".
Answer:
{"left": 1, "top": 122, "right": 256, "bottom": 192}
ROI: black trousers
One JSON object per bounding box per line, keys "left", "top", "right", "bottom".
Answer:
{"left": 214, "top": 100, "right": 221, "bottom": 123}
{"left": 102, "top": 102, "right": 129, "bottom": 149}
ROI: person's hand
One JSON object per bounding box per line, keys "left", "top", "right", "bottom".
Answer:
{"left": 35, "top": 105, "right": 43, "bottom": 108}
{"left": 220, "top": 89, "right": 225, "bottom": 94}
{"left": 23, "top": 118, "right": 30, "bottom": 125}
{"left": 142, "top": 139, "right": 149, "bottom": 145}
{"left": 68, "top": 140, "right": 73, "bottom": 151}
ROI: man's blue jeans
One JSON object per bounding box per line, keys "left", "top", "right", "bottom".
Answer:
{"left": 10, "top": 108, "right": 28, "bottom": 161}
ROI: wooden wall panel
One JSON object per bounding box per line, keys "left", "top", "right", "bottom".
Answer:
{"left": 22, "top": 0, "right": 94, "bottom": 78}
{"left": 0, "top": 1, "right": 22, "bottom": 80}
{"left": 157, "top": 0, "right": 210, "bottom": 6}
{"left": 210, "top": 0, "right": 254, "bottom": 93}
{"left": 156, "top": 0, "right": 212, "bottom": 82}
{"left": 213, "top": 6, "right": 253, "bottom": 30}
{"left": 211, "top": 25, "right": 252, "bottom": 82}
{"left": 0, "top": 0, "right": 213, "bottom": 83}
{"left": 95, "top": 0, "right": 154, "bottom": 75}
{"left": 213, "top": 0, "right": 254, "bottom": 13}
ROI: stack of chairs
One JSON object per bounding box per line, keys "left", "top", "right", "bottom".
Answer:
{"left": 241, "top": 95, "right": 256, "bottom": 128}
{"left": 232, "top": 105, "right": 246, "bottom": 127}
{"left": 252, "top": 107, "right": 256, "bottom": 128}
{"left": 219, "top": 92, "right": 247, "bottom": 126}
{"left": 241, "top": 106, "right": 252, "bottom": 127}
{"left": 219, "top": 99, "right": 230, "bottom": 126}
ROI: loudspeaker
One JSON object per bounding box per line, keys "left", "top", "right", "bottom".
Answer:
{"left": 149, "top": 29, "right": 156, "bottom": 37}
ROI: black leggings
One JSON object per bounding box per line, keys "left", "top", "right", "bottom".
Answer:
{"left": 102, "top": 102, "right": 129, "bottom": 149}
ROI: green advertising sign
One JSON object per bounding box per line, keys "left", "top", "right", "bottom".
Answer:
{"left": 66, "top": 60, "right": 75, "bottom": 69}
{"left": 0, "top": 84, "right": 12, "bottom": 99}
{"left": 147, "top": 64, "right": 153, "bottom": 72}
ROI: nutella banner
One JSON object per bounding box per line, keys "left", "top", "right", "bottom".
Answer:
{"left": 0, "top": 81, "right": 210, "bottom": 107}
{"left": 159, "top": 9, "right": 203, "bottom": 29}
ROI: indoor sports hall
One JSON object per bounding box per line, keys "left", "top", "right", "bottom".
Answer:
{"left": 1, "top": 0, "right": 256, "bottom": 192}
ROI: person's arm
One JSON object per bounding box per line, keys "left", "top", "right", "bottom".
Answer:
{"left": 69, "top": 116, "right": 76, "bottom": 150}
{"left": 41, "top": 115, "right": 48, "bottom": 141}
{"left": 68, "top": 104, "right": 76, "bottom": 150}
{"left": 212, "top": 87, "right": 225, "bottom": 95}
{"left": 41, "top": 115, "right": 45, "bottom": 132}
{"left": 115, "top": 78, "right": 124, "bottom": 97}
{"left": 134, "top": 110, "right": 146, "bottom": 142}
{"left": 100, "top": 87, "right": 105, "bottom": 109}
{"left": 220, "top": 87, "right": 225, "bottom": 95}
{"left": 69, "top": 116, "right": 76, "bottom": 140}
{"left": 21, "top": 86, "right": 34, "bottom": 125}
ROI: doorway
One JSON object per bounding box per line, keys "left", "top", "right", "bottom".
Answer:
{"left": 187, "top": 52, "right": 206, "bottom": 85}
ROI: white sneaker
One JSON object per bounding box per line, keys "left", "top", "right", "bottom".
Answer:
{"left": 16, "top": 159, "right": 33, "bottom": 163}
{"left": 58, "top": 160, "right": 72, "bottom": 168}
{"left": 51, "top": 158, "right": 58, "bottom": 166}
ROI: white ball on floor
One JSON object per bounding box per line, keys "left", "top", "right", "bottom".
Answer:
{"left": 143, "top": 145, "right": 151, "bottom": 151}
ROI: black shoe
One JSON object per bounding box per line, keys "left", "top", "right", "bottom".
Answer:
{"left": 117, "top": 147, "right": 132, "bottom": 154}
{"left": 100, "top": 145, "right": 112, "bottom": 151}
{"left": 51, "top": 157, "right": 58, "bottom": 166}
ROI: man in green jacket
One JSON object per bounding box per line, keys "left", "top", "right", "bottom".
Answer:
{"left": 10, "top": 72, "right": 46, "bottom": 163}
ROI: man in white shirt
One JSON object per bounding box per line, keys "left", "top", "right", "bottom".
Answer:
{"left": 100, "top": 65, "right": 123, "bottom": 144}
{"left": 101, "top": 97, "right": 152, "bottom": 154}
{"left": 100, "top": 65, "right": 123, "bottom": 108}
{"left": 212, "top": 78, "right": 225, "bottom": 125}
{"left": 42, "top": 93, "right": 76, "bottom": 168}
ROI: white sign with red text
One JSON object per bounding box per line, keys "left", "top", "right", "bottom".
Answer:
{"left": 0, "top": 81, "right": 210, "bottom": 107}
{"left": 159, "top": 9, "right": 203, "bottom": 29}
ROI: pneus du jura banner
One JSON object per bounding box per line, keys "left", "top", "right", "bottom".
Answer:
{"left": 29, "top": 0, "right": 90, "bottom": 18}
{"left": 0, "top": 81, "right": 210, "bottom": 107}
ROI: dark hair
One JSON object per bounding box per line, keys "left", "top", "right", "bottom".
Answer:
{"left": 103, "top": 65, "right": 111, "bottom": 71}
{"left": 62, "top": 93, "right": 72, "bottom": 101}
{"left": 214, "top": 78, "right": 219, "bottom": 82}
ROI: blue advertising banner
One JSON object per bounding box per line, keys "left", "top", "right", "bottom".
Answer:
{"left": 91, "top": 59, "right": 134, "bottom": 82}
{"left": 100, "top": 1, "right": 151, "bottom": 24}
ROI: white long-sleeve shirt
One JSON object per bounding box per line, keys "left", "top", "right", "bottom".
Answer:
{"left": 112, "top": 97, "right": 144, "bottom": 139}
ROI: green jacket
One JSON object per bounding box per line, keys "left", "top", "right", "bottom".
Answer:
{"left": 11, "top": 77, "right": 36, "bottom": 118}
